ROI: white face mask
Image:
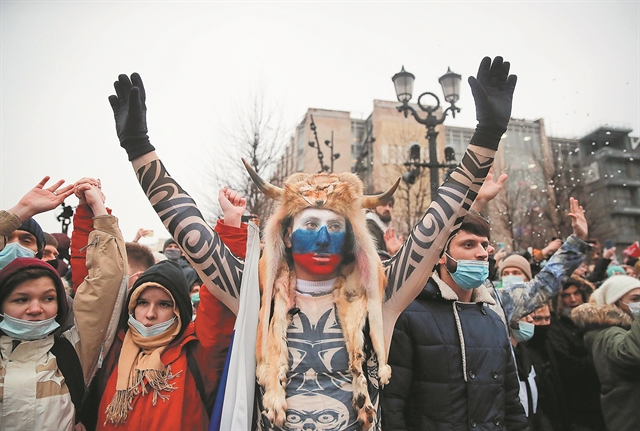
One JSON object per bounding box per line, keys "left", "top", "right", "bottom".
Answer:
{"left": 0, "top": 313, "right": 60, "bottom": 340}
{"left": 128, "top": 314, "right": 176, "bottom": 337}
{"left": 0, "top": 242, "right": 36, "bottom": 270}
{"left": 622, "top": 301, "right": 640, "bottom": 319}
{"left": 501, "top": 275, "right": 525, "bottom": 289}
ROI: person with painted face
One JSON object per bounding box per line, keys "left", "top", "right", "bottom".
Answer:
{"left": 0, "top": 180, "right": 127, "bottom": 431}
{"left": 572, "top": 275, "right": 640, "bottom": 431}
{"left": 108, "top": 55, "right": 516, "bottom": 430}
{"left": 383, "top": 211, "right": 528, "bottom": 431}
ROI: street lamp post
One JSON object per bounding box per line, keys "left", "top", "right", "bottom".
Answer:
{"left": 392, "top": 66, "right": 462, "bottom": 199}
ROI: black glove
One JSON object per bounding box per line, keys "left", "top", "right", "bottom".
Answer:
{"left": 108, "top": 73, "right": 155, "bottom": 161}
{"left": 469, "top": 56, "right": 517, "bottom": 150}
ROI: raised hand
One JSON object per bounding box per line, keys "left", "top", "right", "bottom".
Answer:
{"left": 469, "top": 56, "right": 517, "bottom": 131}
{"left": 9, "top": 176, "right": 74, "bottom": 222}
{"left": 384, "top": 226, "right": 403, "bottom": 257}
{"left": 219, "top": 186, "right": 247, "bottom": 228}
{"left": 567, "top": 197, "right": 588, "bottom": 240}
{"left": 74, "top": 181, "right": 108, "bottom": 217}
{"left": 603, "top": 247, "right": 616, "bottom": 260}
{"left": 471, "top": 168, "right": 508, "bottom": 213}
{"left": 108, "top": 73, "right": 155, "bottom": 161}
{"left": 73, "top": 177, "right": 104, "bottom": 205}
{"left": 133, "top": 228, "right": 152, "bottom": 242}
{"left": 541, "top": 238, "right": 563, "bottom": 257}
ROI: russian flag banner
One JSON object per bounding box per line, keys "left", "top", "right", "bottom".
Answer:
{"left": 210, "top": 223, "right": 261, "bottom": 431}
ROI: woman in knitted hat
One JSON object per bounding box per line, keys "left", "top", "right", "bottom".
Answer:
{"left": 91, "top": 190, "right": 248, "bottom": 431}
{"left": 572, "top": 275, "right": 640, "bottom": 431}
{"left": 0, "top": 181, "right": 127, "bottom": 431}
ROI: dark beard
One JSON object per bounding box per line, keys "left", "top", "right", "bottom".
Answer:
{"left": 378, "top": 213, "right": 391, "bottom": 223}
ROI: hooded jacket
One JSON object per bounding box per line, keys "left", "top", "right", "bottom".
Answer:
{"left": 0, "top": 214, "right": 127, "bottom": 431}
{"left": 572, "top": 302, "right": 640, "bottom": 431}
{"left": 382, "top": 274, "right": 528, "bottom": 431}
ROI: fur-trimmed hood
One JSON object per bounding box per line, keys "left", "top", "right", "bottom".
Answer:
{"left": 572, "top": 301, "right": 634, "bottom": 332}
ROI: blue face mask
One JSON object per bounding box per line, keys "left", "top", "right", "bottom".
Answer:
{"left": 445, "top": 253, "right": 489, "bottom": 290}
{"left": 128, "top": 314, "right": 176, "bottom": 338}
{"left": 501, "top": 275, "right": 525, "bottom": 289}
{"left": 512, "top": 321, "right": 535, "bottom": 343}
{"left": 0, "top": 242, "right": 36, "bottom": 270}
{"left": 0, "top": 313, "right": 60, "bottom": 340}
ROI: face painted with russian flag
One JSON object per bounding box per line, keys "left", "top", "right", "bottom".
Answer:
{"left": 288, "top": 208, "right": 346, "bottom": 280}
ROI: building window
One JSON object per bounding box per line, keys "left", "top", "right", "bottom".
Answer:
{"left": 608, "top": 161, "right": 628, "bottom": 178}
{"left": 296, "top": 126, "right": 305, "bottom": 171}
{"left": 381, "top": 144, "right": 406, "bottom": 165}
{"left": 615, "top": 215, "right": 640, "bottom": 237}
{"left": 610, "top": 187, "right": 632, "bottom": 206}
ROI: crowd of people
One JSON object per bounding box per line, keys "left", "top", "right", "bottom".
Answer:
{"left": 0, "top": 55, "right": 638, "bottom": 431}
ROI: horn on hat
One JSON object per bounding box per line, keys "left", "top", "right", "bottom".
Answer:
{"left": 242, "top": 158, "right": 284, "bottom": 200}
{"left": 361, "top": 177, "right": 401, "bottom": 209}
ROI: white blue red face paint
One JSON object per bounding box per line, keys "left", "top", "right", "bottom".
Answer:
{"left": 290, "top": 208, "right": 346, "bottom": 276}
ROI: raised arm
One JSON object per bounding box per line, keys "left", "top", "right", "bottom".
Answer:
{"left": 496, "top": 197, "right": 591, "bottom": 323}
{"left": 107, "top": 74, "right": 244, "bottom": 313}
{"left": 67, "top": 182, "right": 128, "bottom": 385}
{"left": 382, "top": 57, "right": 517, "bottom": 321}
{"left": 1, "top": 176, "right": 73, "bottom": 245}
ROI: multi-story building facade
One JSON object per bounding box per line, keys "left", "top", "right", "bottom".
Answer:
{"left": 276, "top": 102, "right": 639, "bottom": 253}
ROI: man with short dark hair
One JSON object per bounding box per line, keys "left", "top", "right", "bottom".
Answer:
{"left": 383, "top": 211, "right": 528, "bottom": 431}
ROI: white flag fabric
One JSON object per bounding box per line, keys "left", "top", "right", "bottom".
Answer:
{"left": 218, "top": 222, "right": 260, "bottom": 430}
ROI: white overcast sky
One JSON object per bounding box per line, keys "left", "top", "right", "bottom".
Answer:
{"left": 1, "top": 1, "right": 638, "bottom": 244}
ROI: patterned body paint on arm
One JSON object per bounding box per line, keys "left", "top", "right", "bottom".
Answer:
{"left": 136, "top": 159, "right": 244, "bottom": 313}
{"left": 381, "top": 146, "right": 495, "bottom": 327}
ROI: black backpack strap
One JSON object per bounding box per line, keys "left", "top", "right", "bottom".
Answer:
{"left": 51, "top": 336, "right": 85, "bottom": 422}
{"left": 186, "top": 340, "right": 214, "bottom": 416}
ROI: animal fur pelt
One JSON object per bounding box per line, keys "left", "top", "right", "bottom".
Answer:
{"left": 252, "top": 170, "right": 392, "bottom": 429}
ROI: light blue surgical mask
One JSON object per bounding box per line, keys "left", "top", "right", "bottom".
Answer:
{"left": 445, "top": 253, "right": 489, "bottom": 290}
{"left": 623, "top": 302, "right": 640, "bottom": 320}
{"left": 0, "top": 313, "right": 60, "bottom": 340}
{"left": 501, "top": 275, "right": 525, "bottom": 289}
{"left": 0, "top": 242, "right": 36, "bottom": 270}
{"left": 128, "top": 314, "right": 177, "bottom": 338}
{"left": 512, "top": 321, "right": 535, "bottom": 343}
{"left": 190, "top": 292, "right": 200, "bottom": 304}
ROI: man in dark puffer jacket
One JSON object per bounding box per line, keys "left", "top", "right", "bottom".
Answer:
{"left": 382, "top": 212, "right": 527, "bottom": 431}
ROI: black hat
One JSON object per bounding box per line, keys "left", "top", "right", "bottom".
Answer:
{"left": 129, "top": 260, "right": 192, "bottom": 336}
{"left": 18, "top": 218, "right": 45, "bottom": 258}
{"left": 163, "top": 238, "right": 177, "bottom": 251}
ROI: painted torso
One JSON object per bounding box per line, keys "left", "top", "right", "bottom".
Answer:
{"left": 259, "top": 292, "right": 380, "bottom": 431}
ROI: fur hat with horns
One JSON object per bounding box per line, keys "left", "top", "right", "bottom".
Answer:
{"left": 243, "top": 159, "right": 399, "bottom": 428}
